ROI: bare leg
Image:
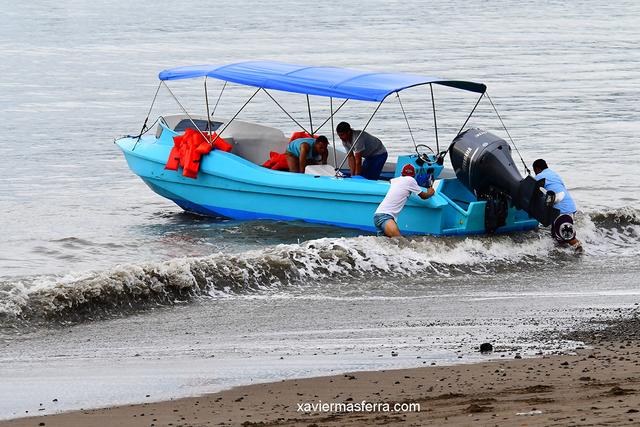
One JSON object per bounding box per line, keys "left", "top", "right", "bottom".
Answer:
{"left": 383, "top": 219, "right": 402, "bottom": 237}
{"left": 286, "top": 153, "right": 299, "bottom": 173}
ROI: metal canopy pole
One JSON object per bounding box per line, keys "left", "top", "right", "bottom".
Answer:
{"left": 330, "top": 97, "right": 337, "bottom": 168}
{"left": 335, "top": 100, "right": 385, "bottom": 175}
{"left": 262, "top": 88, "right": 309, "bottom": 134}
{"left": 209, "top": 87, "right": 261, "bottom": 145}
{"left": 162, "top": 81, "right": 259, "bottom": 146}
{"left": 309, "top": 98, "right": 349, "bottom": 133}
{"left": 486, "top": 92, "right": 530, "bottom": 175}
{"left": 429, "top": 84, "right": 440, "bottom": 153}
{"left": 135, "top": 81, "right": 162, "bottom": 144}
{"left": 306, "top": 94, "right": 313, "bottom": 134}
{"left": 396, "top": 92, "right": 418, "bottom": 152}
{"left": 456, "top": 92, "right": 484, "bottom": 138}
{"left": 161, "top": 81, "right": 213, "bottom": 144}
{"left": 211, "top": 81, "right": 226, "bottom": 118}
{"left": 204, "top": 77, "right": 212, "bottom": 133}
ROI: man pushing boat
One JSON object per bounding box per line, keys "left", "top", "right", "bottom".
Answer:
{"left": 373, "top": 164, "right": 435, "bottom": 237}
{"left": 533, "top": 159, "right": 583, "bottom": 251}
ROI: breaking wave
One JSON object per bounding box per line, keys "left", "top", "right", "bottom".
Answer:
{"left": 1, "top": 207, "right": 638, "bottom": 324}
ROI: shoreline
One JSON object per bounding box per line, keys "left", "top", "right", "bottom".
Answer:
{"left": 3, "top": 312, "right": 640, "bottom": 426}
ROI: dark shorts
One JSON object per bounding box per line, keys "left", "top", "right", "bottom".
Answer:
{"left": 552, "top": 214, "right": 576, "bottom": 243}
{"left": 373, "top": 213, "right": 394, "bottom": 233}
{"left": 361, "top": 152, "right": 388, "bottom": 180}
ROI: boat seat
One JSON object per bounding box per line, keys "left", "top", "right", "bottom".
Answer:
{"left": 304, "top": 164, "right": 336, "bottom": 176}
{"left": 222, "top": 121, "right": 288, "bottom": 165}
{"left": 156, "top": 114, "right": 289, "bottom": 164}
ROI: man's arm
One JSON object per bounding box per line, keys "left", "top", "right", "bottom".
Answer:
{"left": 347, "top": 152, "right": 356, "bottom": 175}
{"left": 553, "top": 191, "right": 566, "bottom": 202}
{"left": 418, "top": 187, "right": 435, "bottom": 199}
{"left": 353, "top": 151, "right": 363, "bottom": 176}
{"left": 298, "top": 143, "right": 310, "bottom": 172}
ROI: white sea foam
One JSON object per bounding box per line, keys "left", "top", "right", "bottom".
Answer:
{"left": 0, "top": 208, "right": 638, "bottom": 322}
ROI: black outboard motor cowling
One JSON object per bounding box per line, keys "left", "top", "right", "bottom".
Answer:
{"left": 449, "top": 128, "right": 559, "bottom": 228}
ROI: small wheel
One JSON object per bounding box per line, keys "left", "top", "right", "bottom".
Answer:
{"left": 414, "top": 144, "right": 435, "bottom": 155}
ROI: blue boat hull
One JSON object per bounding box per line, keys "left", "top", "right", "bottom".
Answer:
{"left": 115, "top": 136, "right": 538, "bottom": 235}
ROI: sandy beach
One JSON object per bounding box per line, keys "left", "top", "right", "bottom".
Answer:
{"left": 4, "top": 313, "right": 640, "bottom": 427}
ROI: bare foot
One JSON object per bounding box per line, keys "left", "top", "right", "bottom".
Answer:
{"left": 569, "top": 239, "right": 583, "bottom": 253}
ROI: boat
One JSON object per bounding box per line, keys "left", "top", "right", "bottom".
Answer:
{"left": 115, "top": 60, "right": 558, "bottom": 235}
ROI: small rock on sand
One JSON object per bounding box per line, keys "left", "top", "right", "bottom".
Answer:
{"left": 480, "top": 343, "right": 493, "bottom": 353}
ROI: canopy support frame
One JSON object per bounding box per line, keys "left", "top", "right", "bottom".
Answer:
{"left": 429, "top": 84, "right": 440, "bottom": 154}
{"left": 162, "top": 81, "right": 260, "bottom": 147}
{"left": 306, "top": 94, "right": 313, "bottom": 135}
{"left": 161, "top": 81, "right": 214, "bottom": 145}
{"left": 262, "top": 89, "right": 310, "bottom": 134}
{"left": 204, "top": 77, "right": 213, "bottom": 133}
{"left": 310, "top": 98, "right": 349, "bottom": 133}
{"left": 486, "top": 92, "right": 530, "bottom": 175}
{"left": 456, "top": 92, "right": 484, "bottom": 138}
{"left": 330, "top": 97, "right": 337, "bottom": 170}
{"left": 261, "top": 89, "right": 348, "bottom": 139}
{"left": 335, "top": 100, "right": 385, "bottom": 176}
{"left": 396, "top": 92, "right": 418, "bottom": 153}
{"left": 132, "top": 81, "right": 162, "bottom": 150}
{"left": 209, "top": 87, "right": 261, "bottom": 146}
{"left": 211, "top": 81, "right": 227, "bottom": 118}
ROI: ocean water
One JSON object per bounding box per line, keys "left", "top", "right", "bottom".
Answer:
{"left": 1, "top": 0, "right": 640, "bottom": 419}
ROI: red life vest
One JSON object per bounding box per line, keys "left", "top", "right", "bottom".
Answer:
{"left": 165, "top": 128, "right": 231, "bottom": 178}
{"left": 261, "top": 151, "right": 289, "bottom": 171}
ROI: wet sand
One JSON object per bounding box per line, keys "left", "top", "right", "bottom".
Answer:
{"left": 4, "top": 313, "right": 640, "bottom": 426}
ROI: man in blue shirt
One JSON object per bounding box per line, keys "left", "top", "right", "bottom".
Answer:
{"left": 533, "top": 159, "right": 582, "bottom": 251}
{"left": 285, "top": 135, "right": 329, "bottom": 173}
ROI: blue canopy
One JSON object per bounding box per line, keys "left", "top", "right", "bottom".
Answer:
{"left": 158, "top": 61, "right": 486, "bottom": 102}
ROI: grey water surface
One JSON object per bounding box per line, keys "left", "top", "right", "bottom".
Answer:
{"left": 1, "top": 0, "right": 639, "bottom": 420}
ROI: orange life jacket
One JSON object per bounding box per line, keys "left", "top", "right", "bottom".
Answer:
{"left": 165, "top": 128, "right": 231, "bottom": 178}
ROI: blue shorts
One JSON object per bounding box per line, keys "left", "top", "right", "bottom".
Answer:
{"left": 373, "top": 213, "right": 395, "bottom": 233}
{"left": 361, "top": 152, "right": 388, "bottom": 180}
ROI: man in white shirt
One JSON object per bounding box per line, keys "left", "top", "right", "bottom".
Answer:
{"left": 373, "top": 164, "right": 434, "bottom": 237}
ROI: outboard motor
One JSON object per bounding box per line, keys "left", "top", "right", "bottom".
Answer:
{"left": 449, "top": 128, "right": 559, "bottom": 231}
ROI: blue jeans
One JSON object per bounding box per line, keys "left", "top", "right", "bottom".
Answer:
{"left": 373, "top": 213, "right": 395, "bottom": 234}
{"left": 361, "top": 152, "right": 388, "bottom": 180}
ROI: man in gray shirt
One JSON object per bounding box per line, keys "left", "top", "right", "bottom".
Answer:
{"left": 336, "top": 121, "right": 388, "bottom": 180}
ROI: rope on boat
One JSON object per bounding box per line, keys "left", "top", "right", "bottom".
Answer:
{"left": 486, "top": 92, "right": 531, "bottom": 175}
{"left": 132, "top": 81, "right": 162, "bottom": 149}
{"left": 439, "top": 91, "right": 482, "bottom": 161}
